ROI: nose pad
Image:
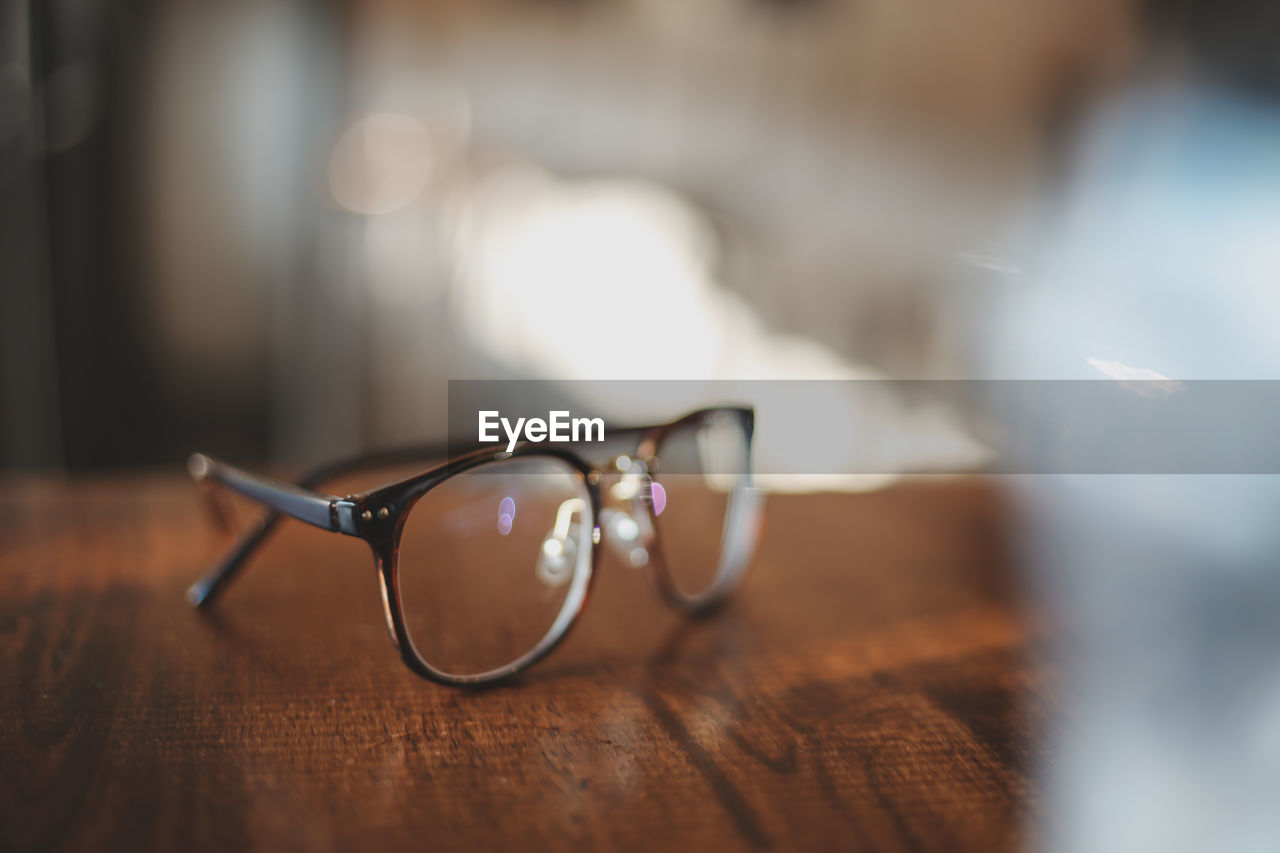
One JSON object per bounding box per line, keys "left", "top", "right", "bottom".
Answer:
{"left": 535, "top": 497, "right": 587, "bottom": 587}
{"left": 535, "top": 533, "right": 578, "bottom": 587}
{"left": 600, "top": 508, "right": 650, "bottom": 568}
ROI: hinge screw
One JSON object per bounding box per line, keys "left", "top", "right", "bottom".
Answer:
{"left": 361, "top": 510, "right": 372, "bottom": 522}
{"left": 377, "top": 507, "right": 390, "bottom": 519}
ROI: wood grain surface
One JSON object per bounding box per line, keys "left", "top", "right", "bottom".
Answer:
{"left": 0, "top": 474, "right": 1047, "bottom": 852}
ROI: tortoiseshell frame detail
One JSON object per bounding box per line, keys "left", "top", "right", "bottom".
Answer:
{"left": 188, "top": 406, "right": 756, "bottom": 686}
{"left": 632, "top": 407, "right": 758, "bottom": 616}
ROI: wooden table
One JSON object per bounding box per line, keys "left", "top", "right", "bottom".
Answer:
{"left": 0, "top": 474, "right": 1046, "bottom": 851}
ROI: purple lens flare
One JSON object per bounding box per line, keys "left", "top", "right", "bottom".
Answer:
{"left": 650, "top": 481, "right": 667, "bottom": 517}
{"left": 497, "top": 496, "right": 516, "bottom": 536}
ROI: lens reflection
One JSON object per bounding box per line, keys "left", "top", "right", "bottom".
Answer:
{"left": 497, "top": 495, "right": 516, "bottom": 536}
{"left": 398, "top": 456, "right": 591, "bottom": 677}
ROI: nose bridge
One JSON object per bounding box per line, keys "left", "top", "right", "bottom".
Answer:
{"left": 596, "top": 455, "right": 655, "bottom": 568}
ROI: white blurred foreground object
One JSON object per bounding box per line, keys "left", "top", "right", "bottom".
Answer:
{"left": 981, "top": 84, "right": 1280, "bottom": 853}
{"left": 449, "top": 169, "right": 988, "bottom": 493}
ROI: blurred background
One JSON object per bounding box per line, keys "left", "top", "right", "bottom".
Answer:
{"left": 6, "top": 1, "right": 1279, "bottom": 472}
{"left": 2, "top": 0, "right": 1143, "bottom": 471}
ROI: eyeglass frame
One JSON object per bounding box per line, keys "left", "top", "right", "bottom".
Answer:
{"left": 187, "top": 406, "right": 758, "bottom": 686}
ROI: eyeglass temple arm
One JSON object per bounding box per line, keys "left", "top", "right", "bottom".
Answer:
{"left": 186, "top": 453, "right": 363, "bottom": 607}
{"left": 186, "top": 424, "right": 666, "bottom": 608}
{"left": 186, "top": 444, "right": 459, "bottom": 608}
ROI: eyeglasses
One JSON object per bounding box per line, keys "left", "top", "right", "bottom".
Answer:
{"left": 187, "top": 407, "right": 763, "bottom": 685}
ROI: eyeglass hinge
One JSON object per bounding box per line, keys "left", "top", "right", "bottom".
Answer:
{"left": 330, "top": 499, "right": 361, "bottom": 536}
